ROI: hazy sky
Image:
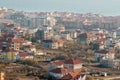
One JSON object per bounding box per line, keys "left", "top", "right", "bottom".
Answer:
{"left": 0, "top": 0, "right": 120, "bottom": 15}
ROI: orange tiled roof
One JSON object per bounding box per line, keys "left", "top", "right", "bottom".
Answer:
{"left": 12, "top": 38, "right": 25, "bottom": 43}
{"left": 52, "top": 60, "right": 63, "bottom": 65}
{"left": 61, "top": 72, "right": 78, "bottom": 79}
{"left": 19, "top": 53, "right": 28, "bottom": 57}
{"left": 64, "top": 59, "right": 82, "bottom": 64}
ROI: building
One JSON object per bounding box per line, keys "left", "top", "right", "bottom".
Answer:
{"left": 11, "top": 38, "right": 25, "bottom": 50}
{"left": 100, "top": 59, "right": 120, "bottom": 69}
{"left": 77, "top": 33, "right": 96, "bottom": 44}
{"left": 49, "top": 68, "right": 69, "bottom": 79}
{"left": 68, "top": 30, "right": 77, "bottom": 39}
{"left": 111, "top": 31, "right": 116, "bottom": 38}
{"left": 94, "top": 49, "right": 115, "bottom": 62}
{"left": 17, "top": 53, "right": 33, "bottom": 60}
{"left": 61, "top": 31, "right": 72, "bottom": 40}
{"left": 64, "top": 59, "right": 82, "bottom": 73}
{"left": 54, "top": 24, "right": 65, "bottom": 33}
{"left": 91, "top": 28, "right": 103, "bottom": 34}
{"left": 42, "top": 39, "right": 64, "bottom": 49}
{"left": 48, "top": 60, "right": 63, "bottom": 71}
{"left": 48, "top": 59, "right": 84, "bottom": 80}
{"left": 35, "top": 26, "right": 53, "bottom": 40}
{"left": 1, "top": 49, "right": 19, "bottom": 61}
{"left": 105, "top": 37, "right": 113, "bottom": 49}
{"left": 28, "top": 45, "right": 36, "bottom": 53}
{"left": 95, "top": 33, "right": 106, "bottom": 41}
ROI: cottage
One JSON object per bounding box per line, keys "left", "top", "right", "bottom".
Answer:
{"left": 48, "top": 59, "right": 85, "bottom": 80}
{"left": 64, "top": 59, "right": 82, "bottom": 73}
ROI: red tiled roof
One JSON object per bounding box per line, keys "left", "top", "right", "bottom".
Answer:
{"left": 61, "top": 72, "right": 78, "bottom": 79}
{"left": 19, "top": 53, "right": 28, "bottom": 57}
{"left": 61, "top": 73, "right": 85, "bottom": 80}
{"left": 64, "top": 59, "right": 82, "bottom": 64}
{"left": 50, "top": 68, "right": 69, "bottom": 74}
{"left": 12, "top": 38, "right": 25, "bottom": 43}
{"left": 52, "top": 60, "right": 63, "bottom": 65}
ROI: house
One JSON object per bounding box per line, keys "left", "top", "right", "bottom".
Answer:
{"left": 28, "top": 45, "right": 36, "bottom": 53}
{"left": 94, "top": 49, "right": 115, "bottom": 62}
{"left": 61, "top": 31, "right": 72, "bottom": 40}
{"left": 34, "top": 50, "right": 47, "bottom": 55}
{"left": 64, "top": 59, "right": 82, "bottom": 73}
{"left": 17, "top": 53, "right": 33, "bottom": 60}
{"left": 42, "top": 39, "right": 64, "bottom": 49}
{"left": 49, "top": 68, "right": 69, "bottom": 79}
{"left": 100, "top": 59, "right": 120, "bottom": 69}
{"left": 48, "top": 60, "right": 64, "bottom": 71}
{"left": 48, "top": 59, "right": 85, "bottom": 80}
{"left": 61, "top": 72, "right": 86, "bottom": 80}
{"left": 10, "top": 38, "right": 25, "bottom": 50}
{"left": 77, "top": 33, "right": 96, "bottom": 45}
{"left": 2, "top": 49, "right": 19, "bottom": 61}
{"left": 35, "top": 26, "right": 53, "bottom": 40}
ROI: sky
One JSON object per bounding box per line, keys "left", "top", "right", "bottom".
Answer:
{"left": 0, "top": 0, "right": 120, "bottom": 16}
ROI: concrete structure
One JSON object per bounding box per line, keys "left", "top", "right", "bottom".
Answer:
{"left": 100, "top": 59, "right": 120, "bottom": 69}
{"left": 35, "top": 26, "right": 53, "bottom": 40}
{"left": 94, "top": 49, "right": 115, "bottom": 62}
{"left": 42, "top": 39, "right": 64, "bottom": 49}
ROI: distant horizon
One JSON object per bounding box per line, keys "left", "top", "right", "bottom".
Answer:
{"left": 0, "top": 0, "right": 120, "bottom": 16}
{"left": 2, "top": 7, "right": 119, "bottom": 17}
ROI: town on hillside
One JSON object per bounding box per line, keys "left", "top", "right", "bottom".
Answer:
{"left": 0, "top": 7, "right": 120, "bottom": 80}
